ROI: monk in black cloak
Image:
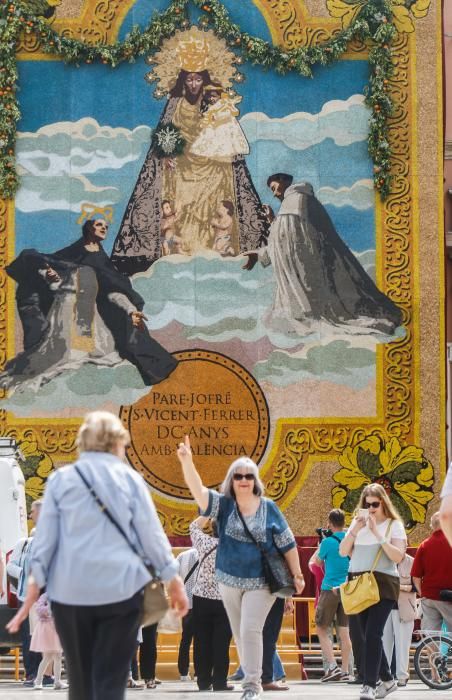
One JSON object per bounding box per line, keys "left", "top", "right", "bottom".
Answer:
{"left": 2, "top": 219, "right": 177, "bottom": 389}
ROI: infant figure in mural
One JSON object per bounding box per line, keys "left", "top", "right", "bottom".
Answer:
{"left": 190, "top": 85, "right": 250, "bottom": 162}
{"left": 160, "top": 200, "right": 183, "bottom": 256}
{"left": 211, "top": 201, "right": 235, "bottom": 257}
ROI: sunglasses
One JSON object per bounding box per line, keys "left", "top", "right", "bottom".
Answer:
{"left": 233, "top": 473, "right": 255, "bottom": 481}
{"left": 363, "top": 501, "right": 381, "bottom": 509}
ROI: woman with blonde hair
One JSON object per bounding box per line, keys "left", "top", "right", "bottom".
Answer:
{"left": 340, "top": 484, "right": 407, "bottom": 700}
{"left": 177, "top": 436, "right": 304, "bottom": 700}
{"left": 7, "top": 410, "right": 188, "bottom": 700}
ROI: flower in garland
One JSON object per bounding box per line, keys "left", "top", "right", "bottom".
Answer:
{"left": 326, "top": 0, "right": 431, "bottom": 33}
{"left": 331, "top": 435, "right": 434, "bottom": 531}
{"left": 152, "top": 124, "right": 186, "bottom": 157}
{"left": 17, "top": 439, "right": 54, "bottom": 527}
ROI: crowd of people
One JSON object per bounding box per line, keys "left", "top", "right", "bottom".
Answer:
{"left": 1, "top": 411, "right": 452, "bottom": 700}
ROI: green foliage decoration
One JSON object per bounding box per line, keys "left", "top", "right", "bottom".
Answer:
{"left": 0, "top": 0, "right": 400, "bottom": 199}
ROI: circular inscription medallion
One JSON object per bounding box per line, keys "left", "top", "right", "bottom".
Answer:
{"left": 120, "top": 349, "right": 270, "bottom": 500}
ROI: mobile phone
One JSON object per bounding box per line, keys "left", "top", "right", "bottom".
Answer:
{"left": 358, "top": 508, "right": 369, "bottom": 520}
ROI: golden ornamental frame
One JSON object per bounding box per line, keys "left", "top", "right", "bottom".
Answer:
{"left": 2, "top": 0, "right": 444, "bottom": 537}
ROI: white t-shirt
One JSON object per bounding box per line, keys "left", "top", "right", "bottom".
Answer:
{"left": 441, "top": 464, "right": 452, "bottom": 498}
{"left": 349, "top": 518, "right": 406, "bottom": 575}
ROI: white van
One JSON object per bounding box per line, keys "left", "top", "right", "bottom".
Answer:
{"left": 0, "top": 438, "right": 28, "bottom": 646}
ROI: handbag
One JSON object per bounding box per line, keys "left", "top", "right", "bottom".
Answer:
{"left": 340, "top": 520, "right": 392, "bottom": 615}
{"left": 236, "top": 506, "right": 295, "bottom": 598}
{"left": 75, "top": 466, "right": 168, "bottom": 627}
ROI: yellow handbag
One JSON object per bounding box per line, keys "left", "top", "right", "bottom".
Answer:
{"left": 340, "top": 521, "right": 392, "bottom": 615}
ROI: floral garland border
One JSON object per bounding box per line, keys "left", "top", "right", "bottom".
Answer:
{"left": 0, "top": 0, "right": 398, "bottom": 199}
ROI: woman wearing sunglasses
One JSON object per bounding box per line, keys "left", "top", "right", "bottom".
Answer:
{"left": 177, "top": 436, "right": 304, "bottom": 700}
{"left": 340, "top": 484, "right": 407, "bottom": 700}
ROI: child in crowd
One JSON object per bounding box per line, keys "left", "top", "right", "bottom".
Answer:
{"left": 211, "top": 201, "right": 235, "bottom": 256}
{"left": 190, "top": 85, "right": 249, "bottom": 161}
{"left": 30, "top": 593, "right": 67, "bottom": 690}
{"left": 160, "top": 200, "right": 183, "bottom": 255}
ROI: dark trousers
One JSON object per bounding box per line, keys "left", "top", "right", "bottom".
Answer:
{"left": 52, "top": 591, "right": 142, "bottom": 700}
{"left": 193, "top": 595, "right": 232, "bottom": 690}
{"left": 356, "top": 599, "right": 394, "bottom": 688}
{"left": 262, "top": 598, "right": 285, "bottom": 684}
{"left": 21, "top": 612, "right": 42, "bottom": 679}
{"left": 349, "top": 613, "right": 364, "bottom": 680}
{"left": 139, "top": 623, "right": 158, "bottom": 681}
{"left": 177, "top": 610, "right": 194, "bottom": 676}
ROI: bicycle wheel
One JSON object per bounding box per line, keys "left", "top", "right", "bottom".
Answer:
{"left": 414, "top": 635, "right": 452, "bottom": 690}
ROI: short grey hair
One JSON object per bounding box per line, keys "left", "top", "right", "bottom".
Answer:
{"left": 76, "top": 411, "right": 130, "bottom": 454}
{"left": 220, "top": 457, "right": 265, "bottom": 498}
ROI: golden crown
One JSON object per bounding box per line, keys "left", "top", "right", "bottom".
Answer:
{"left": 176, "top": 36, "right": 210, "bottom": 72}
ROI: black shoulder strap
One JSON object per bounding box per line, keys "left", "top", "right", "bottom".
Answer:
{"left": 184, "top": 558, "right": 199, "bottom": 584}
{"left": 330, "top": 535, "right": 342, "bottom": 545}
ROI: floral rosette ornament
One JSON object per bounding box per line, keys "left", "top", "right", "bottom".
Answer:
{"left": 332, "top": 435, "right": 434, "bottom": 531}
{"left": 152, "top": 124, "right": 186, "bottom": 157}
{"left": 17, "top": 439, "right": 54, "bottom": 527}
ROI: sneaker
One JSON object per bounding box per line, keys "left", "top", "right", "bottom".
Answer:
{"left": 145, "top": 679, "right": 157, "bottom": 689}
{"left": 154, "top": 678, "right": 162, "bottom": 685}
{"left": 375, "top": 681, "right": 397, "bottom": 698}
{"left": 54, "top": 681, "right": 69, "bottom": 690}
{"left": 180, "top": 674, "right": 191, "bottom": 681}
{"left": 360, "top": 686, "right": 376, "bottom": 700}
{"left": 126, "top": 678, "right": 143, "bottom": 690}
{"left": 321, "top": 666, "right": 343, "bottom": 682}
{"left": 397, "top": 679, "right": 408, "bottom": 687}
{"left": 43, "top": 676, "right": 54, "bottom": 687}
{"left": 240, "top": 691, "right": 260, "bottom": 700}
{"left": 340, "top": 673, "right": 351, "bottom": 681}
{"left": 33, "top": 684, "right": 43, "bottom": 690}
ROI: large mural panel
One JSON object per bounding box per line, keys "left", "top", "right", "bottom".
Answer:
{"left": 0, "top": 0, "right": 444, "bottom": 540}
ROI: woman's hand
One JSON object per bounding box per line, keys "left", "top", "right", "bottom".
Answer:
{"left": 130, "top": 310, "right": 148, "bottom": 331}
{"left": 367, "top": 514, "right": 378, "bottom": 537}
{"left": 293, "top": 574, "right": 305, "bottom": 595}
{"left": 177, "top": 435, "right": 193, "bottom": 466}
{"left": 6, "top": 580, "right": 40, "bottom": 634}
{"left": 165, "top": 158, "right": 176, "bottom": 170}
{"left": 167, "top": 575, "right": 189, "bottom": 617}
{"left": 284, "top": 599, "right": 294, "bottom": 615}
{"left": 353, "top": 515, "right": 367, "bottom": 532}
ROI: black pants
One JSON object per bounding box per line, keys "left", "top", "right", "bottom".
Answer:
{"left": 21, "top": 612, "right": 42, "bottom": 679}
{"left": 349, "top": 613, "right": 365, "bottom": 681}
{"left": 262, "top": 598, "right": 285, "bottom": 684}
{"left": 193, "top": 595, "right": 232, "bottom": 690}
{"left": 178, "top": 610, "right": 194, "bottom": 676}
{"left": 52, "top": 591, "right": 142, "bottom": 700}
{"left": 139, "top": 623, "right": 158, "bottom": 681}
{"left": 356, "top": 599, "right": 394, "bottom": 688}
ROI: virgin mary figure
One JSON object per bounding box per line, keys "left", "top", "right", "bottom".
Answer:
{"left": 111, "top": 27, "right": 268, "bottom": 274}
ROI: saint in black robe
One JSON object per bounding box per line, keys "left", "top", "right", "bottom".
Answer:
{"left": 3, "top": 239, "right": 178, "bottom": 387}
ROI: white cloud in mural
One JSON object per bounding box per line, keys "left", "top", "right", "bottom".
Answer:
{"left": 240, "top": 94, "right": 369, "bottom": 150}
{"left": 316, "top": 179, "right": 374, "bottom": 211}
{"left": 15, "top": 117, "right": 151, "bottom": 212}
{"left": 15, "top": 173, "right": 121, "bottom": 213}
{"left": 16, "top": 118, "right": 151, "bottom": 175}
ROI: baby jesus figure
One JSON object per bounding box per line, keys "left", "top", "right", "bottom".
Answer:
{"left": 190, "top": 85, "right": 249, "bottom": 162}
{"left": 211, "top": 201, "right": 235, "bottom": 257}
{"left": 160, "top": 200, "right": 183, "bottom": 255}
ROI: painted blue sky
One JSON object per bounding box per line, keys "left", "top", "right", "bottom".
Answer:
{"left": 15, "top": 1, "right": 374, "bottom": 255}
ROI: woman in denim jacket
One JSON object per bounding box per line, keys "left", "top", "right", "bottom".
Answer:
{"left": 177, "top": 436, "right": 304, "bottom": 700}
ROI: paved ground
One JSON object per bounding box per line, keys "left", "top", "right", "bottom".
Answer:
{"left": 0, "top": 679, "right": 436, "bottom": 698}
